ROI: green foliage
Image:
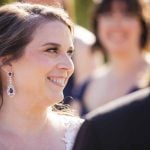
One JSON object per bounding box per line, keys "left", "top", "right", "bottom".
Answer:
{"left": 0, "top": 0, "right": 15, "bottom": 5}
{"left": 75, "top": 0, "right": 94, "bottom": 29}
{"left": 0, "top": 0, "right": 94, "bottom": 29}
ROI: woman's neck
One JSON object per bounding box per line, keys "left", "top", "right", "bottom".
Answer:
{"left": 0, "top": 95, "right": 49, "bottom": 136}
{"left": 109, "top": 52, "right": 147, "bottom": 77}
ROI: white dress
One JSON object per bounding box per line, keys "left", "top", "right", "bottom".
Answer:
{"left": 61, "top": 116, "right": 83, "bottom": 150}
{"left": 47, "top": 109, "right": 84, "bottom": 150}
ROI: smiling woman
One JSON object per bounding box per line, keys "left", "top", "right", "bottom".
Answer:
{"left": 80, "top": 0, "right": 150, "bottom": 114}
{"left": 0, "top": 2, "right": 83, "bottom": 150}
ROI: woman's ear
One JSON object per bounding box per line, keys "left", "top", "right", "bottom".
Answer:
{"left": 0, "top": 56, "right": 12, "bottom": 73}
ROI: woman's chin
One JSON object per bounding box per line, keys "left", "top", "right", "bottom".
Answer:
{"left": 48, "top": 93, "right": 64, "bottom": 105}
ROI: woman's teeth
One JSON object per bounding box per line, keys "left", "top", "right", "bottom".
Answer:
{"left": 48, "top": 77, "right": 65, "bottom": 86}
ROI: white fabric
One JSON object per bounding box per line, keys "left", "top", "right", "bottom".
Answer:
{"left": 61, "top": 116, "right": 83, "bottom": 150}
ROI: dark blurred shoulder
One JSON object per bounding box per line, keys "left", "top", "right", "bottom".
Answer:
{"left": 86, "top": 87, "right": 150, "bottom": 121}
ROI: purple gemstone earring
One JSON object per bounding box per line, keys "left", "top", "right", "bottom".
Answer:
{"left": 7, "top": 72, "right": 15, "bottom": 97}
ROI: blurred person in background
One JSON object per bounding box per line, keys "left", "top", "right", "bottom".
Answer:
{"left": 80, "top": 0, "right": 150, "bottom": 114}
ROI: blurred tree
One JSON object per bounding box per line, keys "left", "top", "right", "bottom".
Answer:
{"left": 74, "top": 0, "right": 94, "bottom": 29}
{"left": 0, "top": 0, "right": 15, "bottom": 5}
{"left": 0, "top": 0, "right": 94, "bottom": 29}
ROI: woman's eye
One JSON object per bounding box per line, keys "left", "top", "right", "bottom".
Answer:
{"left": 67, "top": 50, "right": 74, "bottom": 57}
{"left": 46, "top": 48, "right": 58, "bottom": 53}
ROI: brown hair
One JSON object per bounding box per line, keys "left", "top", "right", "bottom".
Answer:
{"left": 91, "top": 0, "right": 149, "bottom": 56}
{"left": 0, "top": 2, "right": 73, "bottom": 107}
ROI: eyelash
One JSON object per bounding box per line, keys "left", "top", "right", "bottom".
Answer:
{"left": 45, "top": 48, "right": 74, "bottom": 57}
{"left": 46, "top": 48, "right": 58, "bottom": 53}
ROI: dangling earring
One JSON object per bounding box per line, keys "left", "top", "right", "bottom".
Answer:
{"left": 7, "top": 72, "right": 15, "bottom": 97}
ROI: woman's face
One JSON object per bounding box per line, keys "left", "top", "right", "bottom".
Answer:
{"left": 97, "top": 1, "right": 142, "bottom": 57}
{"left": 11, "top": 20, "right": 74, "bottom": 106}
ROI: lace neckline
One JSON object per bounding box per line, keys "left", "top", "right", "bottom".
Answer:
{"left": 61, "top": 116, "right": 83, "bottom": 150}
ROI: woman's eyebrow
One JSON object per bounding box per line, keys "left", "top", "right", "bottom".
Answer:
{"left": 42, "top": 42, "right": 61, "bottom": 47}
{"left": 42, "top": 42, "right": 74, "bottom": 51}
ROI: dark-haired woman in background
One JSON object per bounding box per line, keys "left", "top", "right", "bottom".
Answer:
{"left": 82, "top": 0, "right": 150, "bottom": 113}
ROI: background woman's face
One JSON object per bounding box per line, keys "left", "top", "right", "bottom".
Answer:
{"left": 11, "top": 20, "right": 74, "bottom": 106}
{"left": 97, "top": 1, "right": 142, "bottom": 57}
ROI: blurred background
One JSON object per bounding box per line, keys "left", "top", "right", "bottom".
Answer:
{"left": 1, "top": 0, "right": 96, "bottom": 29}
{"left": 0, "top": 0, "right": 149, "bottom": 39}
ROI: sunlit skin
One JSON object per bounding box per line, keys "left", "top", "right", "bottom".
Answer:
{"left": 2, "top": 21, "right": 74, "bottom": 109}
{"left": 0, "top": 21, "right": 74, "bottom": 149}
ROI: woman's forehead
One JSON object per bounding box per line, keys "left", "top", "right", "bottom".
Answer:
{"left": 109, "top": 1, "right": 128, "bottom": 12}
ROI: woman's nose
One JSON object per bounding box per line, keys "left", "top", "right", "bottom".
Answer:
{"left": 57, "top": 54, "right": 74, "bottom": 72}
{"left": 112, "top": 13, "right": 127, "bottom": 24}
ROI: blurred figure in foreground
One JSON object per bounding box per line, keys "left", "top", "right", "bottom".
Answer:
{"left": 73, "top": 85, "right": 150, "bottom": 150}
{"left": 82, "top": 0, "right": 150, "bottom": 114}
